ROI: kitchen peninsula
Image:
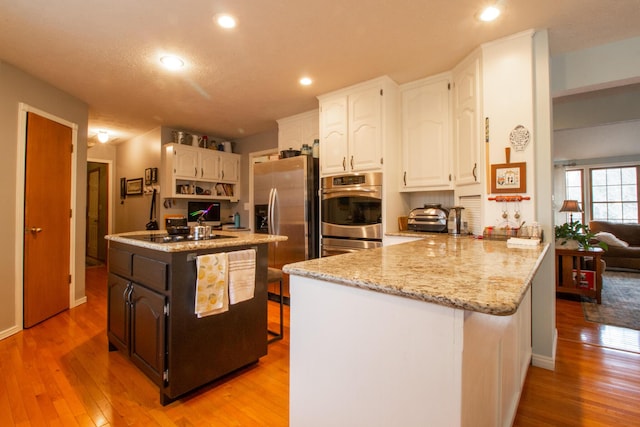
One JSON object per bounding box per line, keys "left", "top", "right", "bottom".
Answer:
{"left": 284, "top": 234, "right": 548, "bottom": 427}
{"left": 105, "top": 230, "right": 287, "bottom": 405}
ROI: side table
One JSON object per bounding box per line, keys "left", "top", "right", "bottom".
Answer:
{"left": 555, "top": 247, "right": 603, "bottom": 303}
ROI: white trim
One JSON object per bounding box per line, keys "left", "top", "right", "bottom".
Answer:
{"left": 87, "top": 157, "right": 115, "bottom": 238}
{"left": 16, "top": 103, "right": 80, "bottom": 328}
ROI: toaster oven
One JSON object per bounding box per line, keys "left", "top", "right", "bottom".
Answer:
{"left": 407, "top": 204, "right": 449, "bottom": 233}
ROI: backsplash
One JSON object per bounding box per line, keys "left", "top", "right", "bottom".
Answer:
{"left": 407, "top": 191, "right": 455, "bottom": 210}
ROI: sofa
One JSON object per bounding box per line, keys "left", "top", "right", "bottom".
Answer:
{"left": 589, "top": 221, "right": 640, "bottom": 270}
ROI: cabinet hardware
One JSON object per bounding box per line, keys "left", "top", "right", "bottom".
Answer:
{"left": 449, "top": 174, "right": 452, "bottom": 182}
{"left": 221, "top": 170, "right": 225, "bottom": 180}
{"left": 342, "top": 157, "right": 346, "bottom": 171}
{"left": 194, "top": 167, "right": 197, "bottom": 177}
{"left": 380, "top": 89, "right": 383, "bottom": 96}
{"left": 350, "top": 156, "right": 354, "bottom": 170}
{"left": 164, "top": 303, "right": 170, "bottom": 315}
{"left": 201, "top": 168, "right": 204, "bottom": 178}
{"left": 163, "top": 370, "right": 169, "bottom": 382}
{"left": 472, "top": 163, "right": 478, "bottom": 181}
{"left": 403, "top": 171, "right": 407, "bottom": 186}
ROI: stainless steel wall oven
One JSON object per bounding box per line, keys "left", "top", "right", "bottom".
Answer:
{"left": 321, "top": 172, "right": 382, "bottom": 256}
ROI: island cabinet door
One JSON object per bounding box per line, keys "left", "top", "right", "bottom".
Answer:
{"left": 130, "top": 284, "right": 167, "bottom": 386}
{"left": 107, "top": 273, "right": 130, "bottom": 352}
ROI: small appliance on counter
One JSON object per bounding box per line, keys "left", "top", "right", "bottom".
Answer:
{"left": 447, "top": 206, "right": 467, "bottom": 237}
{"left": 407, "top": 204, "right": 449, "bottom": 233}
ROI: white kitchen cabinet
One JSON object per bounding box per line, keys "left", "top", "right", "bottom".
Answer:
{"left": 277, "top": 109, "right": 319, "bottom": 153}
{"left": 162, "top": 143, "right": 240, "bottom": 200}
{"left": 319, "top": 77, "right": 395, "bottom": 176}
{"left": 400, "top": 74, "right": 452, "bottom": 191}
{"left": 218, "top": 151, "right": 240, "bottom": 182}
{"left": 452, "top": 52, "right": 483, "bottom": 187}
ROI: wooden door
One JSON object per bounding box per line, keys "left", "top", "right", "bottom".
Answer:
{"left": 24, "top": 112, "right": 72, "bottom": 328}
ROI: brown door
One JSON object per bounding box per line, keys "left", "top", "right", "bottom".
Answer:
{"left": 24, "top": 112, "right": 72, "bottom": 328}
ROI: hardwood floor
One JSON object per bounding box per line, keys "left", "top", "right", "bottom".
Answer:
{"left": 1, "top": 266, "right": 639, "bottom": 426}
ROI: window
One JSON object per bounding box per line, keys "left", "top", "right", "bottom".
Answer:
{"left": 564, "top": 169, "right": 584, "bottom": 223}
{"left": 591, "top": 166, "right": 638, "bottom": 223}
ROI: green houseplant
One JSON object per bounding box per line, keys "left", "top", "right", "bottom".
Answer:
{"left": 554, "top": 221, "right": 608, "bottom": 251}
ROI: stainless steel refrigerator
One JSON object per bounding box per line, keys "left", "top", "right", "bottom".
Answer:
{"left": 253, "top": 156, "right": 319, "bottom": 296}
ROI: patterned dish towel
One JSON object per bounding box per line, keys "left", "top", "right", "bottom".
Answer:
{"left": 195, "top": 252, "right": 229, "bottom": 318}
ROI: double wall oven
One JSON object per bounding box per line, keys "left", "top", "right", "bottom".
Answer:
{"left": 321, "top": 172, "right": 382, "bottom": 256}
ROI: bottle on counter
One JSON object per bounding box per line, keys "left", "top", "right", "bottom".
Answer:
{"left": 301, "top": 143, "right": 312, "bottom": 155}
{"left": 234, "top": 212, "right": 241, "bottom": 228}
{"left": 312, "top": 139, "right": 319, "bottom": 158}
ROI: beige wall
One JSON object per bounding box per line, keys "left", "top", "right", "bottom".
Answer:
{"left": 0, "top": 60, "right": 88, "bottom": 337}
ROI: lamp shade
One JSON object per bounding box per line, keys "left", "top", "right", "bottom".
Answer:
{"left": 559, "top": 199, "right": 582, "bottom": 213}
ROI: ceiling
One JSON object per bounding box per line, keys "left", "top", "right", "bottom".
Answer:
{"left": 1, "top": 1, "right": 640, "bottom": 145}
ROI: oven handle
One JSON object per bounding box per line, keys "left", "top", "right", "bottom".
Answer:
{"left": 321, "top": 188, "right": 377, "bottom": 194}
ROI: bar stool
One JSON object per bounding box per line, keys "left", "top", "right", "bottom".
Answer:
{"left": 267, "top": 267, "right": 284, "bottom": 343}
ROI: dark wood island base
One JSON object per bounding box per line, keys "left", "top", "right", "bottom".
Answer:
{"left": 106, "top": 239, "right": 269, "bottom": 405}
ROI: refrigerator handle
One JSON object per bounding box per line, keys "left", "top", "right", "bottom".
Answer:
{"left": 272, "top": 188, "right": 280, "bottom": 235}
{"left": 267, "top": 188, "right": 275, "bottom": 235}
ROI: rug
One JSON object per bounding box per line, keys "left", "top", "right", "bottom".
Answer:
{"left": 582, "top": 270, "right": 640, "bottom": 331}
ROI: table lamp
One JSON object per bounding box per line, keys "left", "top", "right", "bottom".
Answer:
{"left": 559, "top": 199, "right": 582, "bottom": 223}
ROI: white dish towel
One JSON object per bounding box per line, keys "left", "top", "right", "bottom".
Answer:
{"left": 195, "top": 252, "right": 229, "bottom": 318}
{"left": 228, "top": 249, "right": 256, "bottom": 304}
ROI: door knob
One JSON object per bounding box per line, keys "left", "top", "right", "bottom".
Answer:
{"left": 25, "top": 227, "right": 43, "bottom": 233}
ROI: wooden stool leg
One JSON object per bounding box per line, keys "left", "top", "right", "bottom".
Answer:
{"left": 268, "top": 278, "right": 284, "bottom": 343}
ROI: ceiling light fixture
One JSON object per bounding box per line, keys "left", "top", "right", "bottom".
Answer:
{"left": 299, "top": 77, "right": 313, "bottom": 86}
{"left": 215, "top": 14, "right": 237, "bottom": 29}
{"left": 479, "top": 5, "right": 501, "bottom": 22}
{"left": 97, "top": 130, "right": 109, "bottom": 143}
{"left": 160, "top": 55, "right": 185, "bottom": 70}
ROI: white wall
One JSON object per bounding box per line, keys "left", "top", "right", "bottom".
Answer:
{"left": 551, "top": 36, "right": 640, "bottom": 96}
{"left": 0, "top": 60, "right": 88, "bottom": 337}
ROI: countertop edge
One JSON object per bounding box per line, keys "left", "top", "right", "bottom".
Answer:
{"left": 106, "top": 230, "right": 287, "bottom": 252}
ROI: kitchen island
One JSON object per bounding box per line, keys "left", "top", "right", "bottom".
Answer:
{"left": 105, "top": 230, "right": 287, "bottom": 405}
{"left": 284, "top": 234, "right": 548, "bottom": 427}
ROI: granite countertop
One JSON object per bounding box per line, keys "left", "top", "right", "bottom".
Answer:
{"left": 283, "top": 234, "right": 549, "bottom": 315}
{"left": 105, "top": 230, "right": 287, "bottom": 252}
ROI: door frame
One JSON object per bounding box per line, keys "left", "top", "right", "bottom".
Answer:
{"left": 14, "top": 103, "right": 79, "bottom": 331}
{"left": 87, "top": 158, "right": 114, "bottom": 255}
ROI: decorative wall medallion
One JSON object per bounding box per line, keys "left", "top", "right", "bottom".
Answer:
{"left": 509, "top": 125, "right": 530, "bottom": 152}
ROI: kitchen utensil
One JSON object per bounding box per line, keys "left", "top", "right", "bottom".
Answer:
{"left": 191, "top": 225, "right": 211, "bottom": 240}
{"left": 145, "top": 189, "right": 159, "bottom": 230}
{"left": 280, "top": 148, "right": 301, "bottom": 158}
{"left": 172, "top": 130, "right": 189, "bottom": 145}
{"left": 447, "top": 206, "right": 465, "bottom": 237}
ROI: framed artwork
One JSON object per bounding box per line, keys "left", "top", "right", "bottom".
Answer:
{"left": 145, "top": 167, "right": 158, "bottom": 185}
{"left": 120, "top": 177, "right": 127, "bottom": 199}
{"left": 126, "top": 178, "right": 143, "bottom": 195}
{"left": 490, "top": 162, "right": 526, "bottom": 193}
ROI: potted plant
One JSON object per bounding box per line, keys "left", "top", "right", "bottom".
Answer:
{"left": 554, "top": 221, "right": 608, "bottom": 250}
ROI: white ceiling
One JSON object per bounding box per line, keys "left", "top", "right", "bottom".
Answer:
{"left": 1, "top": 0, "right": 640, "bottom": 144}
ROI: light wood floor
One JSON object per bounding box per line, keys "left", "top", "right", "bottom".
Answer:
{"left": 1, "top": 266, "right": 639, "bottom": 426}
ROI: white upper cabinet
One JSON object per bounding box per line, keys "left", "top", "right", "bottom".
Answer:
{"left": 218, "top": 151, "right": 240, "bottom": 182}
{"left": 319, "top": 77, "right": 394, "bottom": 176}
{"left": 162, "top": 143, "right": 240, "bottom": 200}
{"left": 400, "top": 74, "right": 452, "bottom": 190}
{"left": 452, "top": 52, "right": 483, "bottom": 187}
{"left": 277, "top": 110, "right": 319, "bottom": 153}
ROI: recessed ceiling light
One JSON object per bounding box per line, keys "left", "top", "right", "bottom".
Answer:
{"left": 215, "top": 14, "right": 237, "bottom": 29}
{"left": 160, "top": 55, "right": 185, "bottom": 70}
{"left": 300, "top": 77, "right": 313, "bottom": 86}
{"left": 479, "top": 5, "right": 501, "bottom": 22}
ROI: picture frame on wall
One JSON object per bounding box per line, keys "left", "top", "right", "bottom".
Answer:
{"left": 145, "top": 168, "right": 152, "bottom": 185}
{"left": 126, "top": 178, "right": 144, "bottom": 195}
{"left": 490, "top": 162, "right": 526, "bottom": 193}
{"left": 120, "top": 177, "right": 127, "bottom": 199}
